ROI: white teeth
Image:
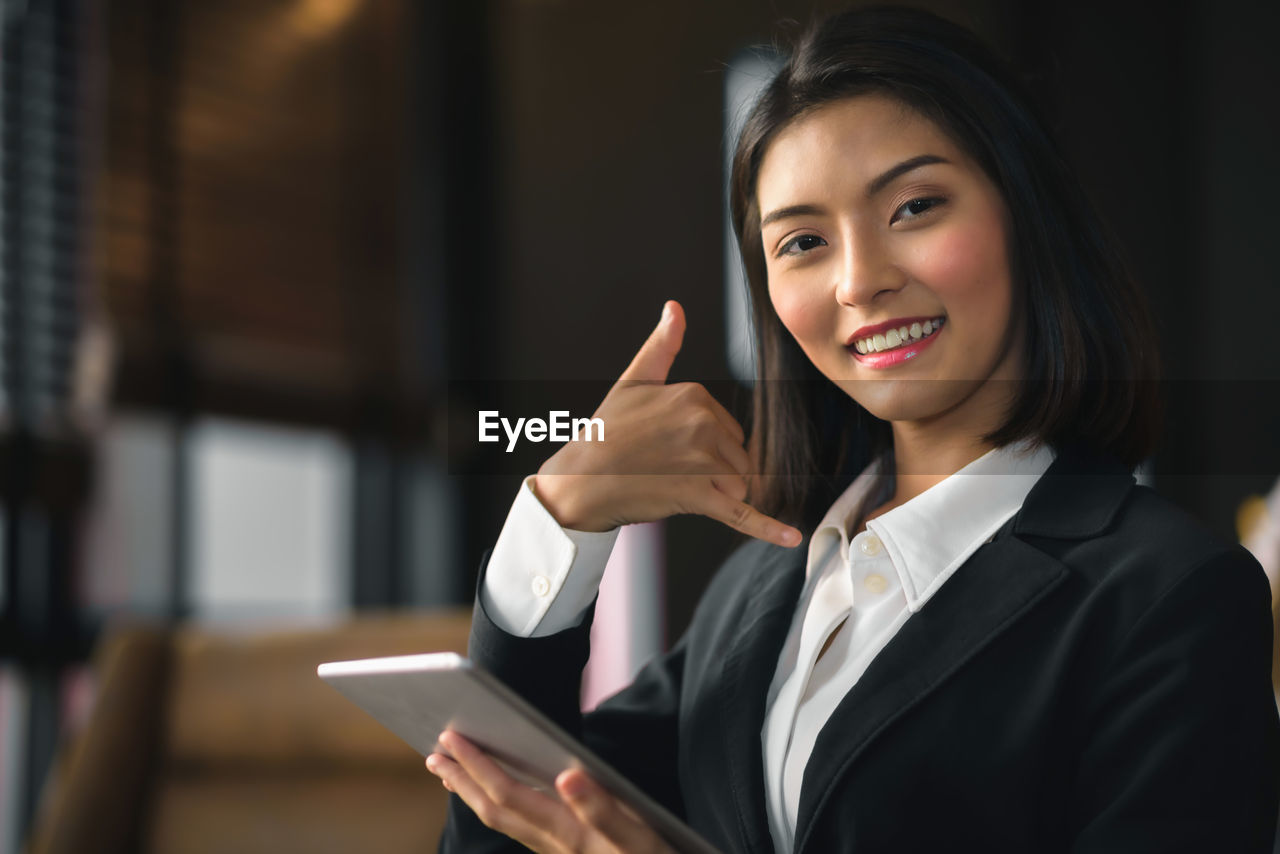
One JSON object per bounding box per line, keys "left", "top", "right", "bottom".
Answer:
{"left": 853, "top": 317, "right": 944, "bottom": 356}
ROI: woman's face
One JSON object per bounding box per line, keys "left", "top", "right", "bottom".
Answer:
{"left": 757, "top": 94, "right": 1022, "bottom": 436}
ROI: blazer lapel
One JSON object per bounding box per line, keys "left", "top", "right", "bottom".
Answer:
{"left": 718, "top": 542, "right": 807, "bottom": 854}
{"left": 791, "top": 446, "right": 1134, "bottom": 852}
{"left": 792, "top": 536, "right": 1068, "bottom": 851}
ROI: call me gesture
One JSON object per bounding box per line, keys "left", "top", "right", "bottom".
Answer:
{"left": 531, "top": 301, "right": 802, "bottom": 548}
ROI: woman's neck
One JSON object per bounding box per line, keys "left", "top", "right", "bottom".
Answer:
{"left": 886, "top": 422, "right": 996, "bottom": 507}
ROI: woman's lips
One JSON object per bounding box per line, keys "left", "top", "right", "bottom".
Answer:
{"left": 849, "top": 316, "right": 945, "bottom": 368}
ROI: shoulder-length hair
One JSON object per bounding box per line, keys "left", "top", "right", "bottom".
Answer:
{"left": 730, "top": 6, "right": 1161, "bottom": 527}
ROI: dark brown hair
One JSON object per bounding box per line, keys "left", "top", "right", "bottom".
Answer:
{"left": 730, "top": 6, "right": 1161, "bottom": 527}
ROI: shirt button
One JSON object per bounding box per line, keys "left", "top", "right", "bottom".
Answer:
{"left": 863, "top": 574, "right": 888, "bottom": 594}
{"left": 531, "top": 575, "right": 551, "bottom": 597}
{"left": 859, "top": 534, "right": 882, "bottom": 557}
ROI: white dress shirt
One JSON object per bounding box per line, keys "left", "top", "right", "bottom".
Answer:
{"left": 759, "top": 441, "right": 1054, "bottom": 851}
{"left": 481, "top": 442, "right": 1055, "bottom": 852}
{"left": 482, "top": 475, "right": 619, "bottom": 637}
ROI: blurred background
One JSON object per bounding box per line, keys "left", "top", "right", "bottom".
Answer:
{"left": 2, "top": 0, "right": 1278, "bottom": 851}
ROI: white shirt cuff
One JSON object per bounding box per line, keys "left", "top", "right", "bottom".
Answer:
{"left": 480, "top": 475, "right": 620, "bottom": 637}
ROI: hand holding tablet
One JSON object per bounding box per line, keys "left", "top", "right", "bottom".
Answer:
{"left": 429, "top": 730, "right": 677, "bottom": 854}
{"left": 317, "top": 652, "right": 721, "bottom": 854}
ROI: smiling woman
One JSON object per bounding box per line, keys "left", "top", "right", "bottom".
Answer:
{"left": 757, "top": 95, "right": 1021, "bottom": 464}
{"left": 435, "top": 7, "right": 1279, "bottom": 854}
{"left": 732, "top": 17, "right": 1163, "bottom": 522}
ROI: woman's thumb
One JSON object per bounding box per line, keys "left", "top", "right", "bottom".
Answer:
{"left": 617, "top": 300, "right": 686, "bottom": 383}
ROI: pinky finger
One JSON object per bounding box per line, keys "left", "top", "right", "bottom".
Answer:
{"left": 698, "top": 486, "right": 802, "bottom": 547}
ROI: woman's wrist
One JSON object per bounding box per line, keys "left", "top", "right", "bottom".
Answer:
{"left": 531, "top": 471, "right": 607, "bottom": 533}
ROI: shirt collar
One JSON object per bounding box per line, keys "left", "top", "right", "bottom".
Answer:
{"left": 807, "top": 453, "right": 889, "bottom": 575}
{"left": 808, "top": 441, "right": 1056, "bottom": 612}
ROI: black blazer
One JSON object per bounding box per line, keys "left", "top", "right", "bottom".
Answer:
{"left": 441, "top": 448, "right": 1280, "bottom": 853}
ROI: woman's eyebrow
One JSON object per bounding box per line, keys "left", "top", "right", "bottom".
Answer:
{"left": 759, "top": 154, "right": 951, "bottom": 230}
{"left": 760, "top": 203, "right": 825, "bottom": 230}
{"left": 865, "top": 153, "right": 949, "bottom": 196}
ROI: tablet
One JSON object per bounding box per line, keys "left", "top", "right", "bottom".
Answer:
{"left": 317, "top": 652, "right": 721, "bottom": 854}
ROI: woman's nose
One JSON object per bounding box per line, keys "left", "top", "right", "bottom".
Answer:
{"left": 834, "top": 236, "right": 906, "bottom": 306}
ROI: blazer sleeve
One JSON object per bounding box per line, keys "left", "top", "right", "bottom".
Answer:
{"left": 438, "top": 550, "right": 688, "bottom": 853}
{"left": 1068, "top": 545, "right": 1280, "bottom": 852}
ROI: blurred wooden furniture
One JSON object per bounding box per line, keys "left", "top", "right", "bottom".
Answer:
{"left": 25, "top": 609, "right": 472, "bottom": 854}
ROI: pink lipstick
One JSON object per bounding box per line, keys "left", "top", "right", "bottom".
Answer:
{"left": 847, "top": 315, "right": 946, "bottom": 368}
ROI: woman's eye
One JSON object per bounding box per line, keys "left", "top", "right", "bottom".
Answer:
{"left": 891, "top": 196, "right": 945, "bottom": 224}
{"left": 779, "top": 234, "right": 827, "bottom": 257}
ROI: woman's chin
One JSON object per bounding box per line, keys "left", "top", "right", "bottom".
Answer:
{"left": 834, "top": 377, "right": 993, "bottom": 426}
{"left": 834, "top": 378, "right": 957, "bottom": 419}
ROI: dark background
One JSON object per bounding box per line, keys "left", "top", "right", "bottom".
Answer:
{"left": 3, "top": 0, "right": 1279, "bottom": 843}
{"left": 70, "top": 0, "right": 1280, "bottom": 639}
{"left": 436, "top": 0, "right": 1280, "bottom": 633}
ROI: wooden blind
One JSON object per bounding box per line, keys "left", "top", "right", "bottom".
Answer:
{"left": 101, "top": 0, "right": 408, "bottom": 428}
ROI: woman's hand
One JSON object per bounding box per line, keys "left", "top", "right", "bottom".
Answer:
{"left": 428, "top": 731, "right": 676, "bottom": 854}
{"left": 534, "top": 300, "right": 801, "bottom": 548}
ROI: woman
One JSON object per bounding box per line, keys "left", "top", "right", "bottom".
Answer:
{"left": 431, "top": 7, "right": 1279, "bottom": 852}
